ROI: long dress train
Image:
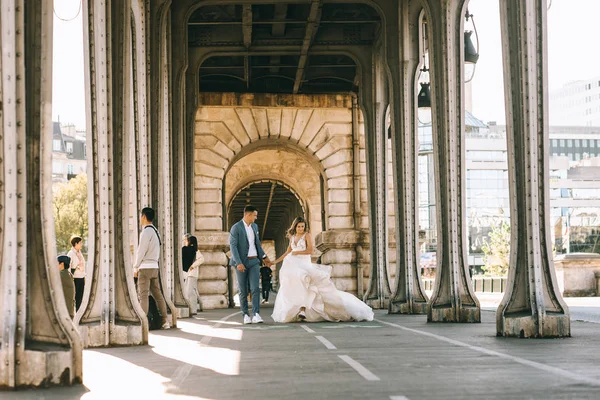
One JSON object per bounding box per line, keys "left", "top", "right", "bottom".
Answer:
{"left": 271, "top": 235, "right": 374, "bottom": 323}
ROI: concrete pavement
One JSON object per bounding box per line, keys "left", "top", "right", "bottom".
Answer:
{"left": 7, "top": 297, "right": 600, "bottom": 400}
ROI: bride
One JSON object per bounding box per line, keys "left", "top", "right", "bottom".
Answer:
{"left": 271, "top": 217, "right": 374, "bottom": 323}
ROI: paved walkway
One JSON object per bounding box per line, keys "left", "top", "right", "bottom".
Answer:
{"left": 9, "top": 297, "right": 600, "bottom": 400}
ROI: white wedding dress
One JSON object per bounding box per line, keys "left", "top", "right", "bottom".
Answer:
{"left": 271, "top": 234, "right": 374, "bottom": 323}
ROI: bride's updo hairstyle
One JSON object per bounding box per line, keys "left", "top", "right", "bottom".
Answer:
{"left": 286, "top": 216, "right": 310, "bottom": 238}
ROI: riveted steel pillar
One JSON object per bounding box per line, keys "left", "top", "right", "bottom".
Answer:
{"left": 424, "top": 0, "right": 480, "bottom": 323}
{"left": 383, "top": 1, "right": 429, "bottom": 314}
{"left": 148, "top": 0, "right": 180, "bottom": 324}
{"left": 0, "top": 0, "right": 82, "bottom": 388}
{"left": 497, "top": 0, "right": 570, "bottom": 338}
{"left": 77, "top": 0, "right": 148, "bottom": 347}
{"left": 362, "top": 44, "right": 391, "bottom": 309}
{"left": 170, "top": 3, "right": 192, "bottom": 316}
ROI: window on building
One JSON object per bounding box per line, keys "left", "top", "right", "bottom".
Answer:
{"left": 575, "top": 153, "right": 581, "bottom": 161}
{"left": 582, "top": 139, "right": 588, "bottom": 147}
{"left": 560, "top": 139, "right": 565, "bottom": 147}
{"left": 567, "top": 140, "right": 572, "bottom": 147}
{"left": 592, "top": 140, "right": 597, "bottom": 148}
{"left": 66, "top": 142, "right": 73, "bottom": 153}
{"left": 67, "top": 164, "right": 74, "bottom": 175}
{"left": 552, "top": 139, "right": 558, "bottom": 148}
{"left": 52, "top": 139, "right": 61, "bottom": 151}
{"left": 575, "top": 139, "right": 580, "bottom": 147}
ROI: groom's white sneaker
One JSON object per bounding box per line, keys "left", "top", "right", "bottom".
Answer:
{"left": 252, "top": 314, "right": 264, "bottom": 324}
{"left": 243, "top": 314, "right": 252, "bottom": 325}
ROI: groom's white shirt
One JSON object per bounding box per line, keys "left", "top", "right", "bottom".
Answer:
{"left": 244, "top": 221, "right": 258, "bottom": 257}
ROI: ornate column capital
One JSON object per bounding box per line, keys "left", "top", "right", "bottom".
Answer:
{"left": 315, "top": 229, "right": 362, "bottom": 251}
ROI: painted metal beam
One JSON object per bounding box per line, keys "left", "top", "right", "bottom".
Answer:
{"left": 272, "top": 4, "right": 288, "bottom": 37}
{"left": 293, "top": 0, "right": 323, "bottom": 94}
{"left": 242, "top": 4, "right": 253, "bottom": 48}
{"left": 262, "top": 182, "right": 277, "bottom": 238}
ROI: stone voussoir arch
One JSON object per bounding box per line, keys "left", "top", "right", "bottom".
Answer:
{"left": 194, "top": 103, "right": 357, "bottom": 233}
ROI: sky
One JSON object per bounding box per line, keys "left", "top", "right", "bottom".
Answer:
{"left": 468, "top": 0, "right": 600, "bottom": 124}
{"left": 52, "top": 0, "right": 600, "bottom": 129}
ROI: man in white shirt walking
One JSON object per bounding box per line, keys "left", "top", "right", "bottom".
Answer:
{"left": 134, "top": 207, "right": 170, "bottom": 329}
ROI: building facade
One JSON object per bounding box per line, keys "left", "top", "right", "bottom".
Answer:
{"left": 51, "top": 122, "right": 87, "bottom": 183}
{"left": 550, "top": 76, "right": 600, "bottom": 127}
{"left": 418, "top": 124, "right": 600, "bottom": 271}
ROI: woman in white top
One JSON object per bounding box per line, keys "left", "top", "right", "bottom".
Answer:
{"left": 271, "top": 217, "right": 373, "bottom": 323}
{"left": 185, "top": 235, "right": 204, "bottom": 314}
{"left": 67, "top": 236, "right": 86, "bottom": 312}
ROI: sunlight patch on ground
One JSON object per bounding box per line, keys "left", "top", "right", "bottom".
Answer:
{"left": 150, "top": 335, "right": 241, "bottom": 376}
{"left": 205, "top": 319, "right": 243, "bottom": 326}
{"left": 177, "top": 319, "right": 244, "bottom": 341}
{"left": 81, "top": 351, "right": 213, "bottom": 399}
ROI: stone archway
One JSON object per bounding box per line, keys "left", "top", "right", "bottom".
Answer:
{"left": 192, "top": 94, "right": 370, "bottom": 308}
{"left": 225, "top": 148, "right": 323, "bottom": 237}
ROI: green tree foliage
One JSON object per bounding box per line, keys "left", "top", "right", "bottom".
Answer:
{"left": 53, "top": 174, "right": 88, "bottom": 254}
{"left": 481, "top": 221, "right": 511, "bottom": 276}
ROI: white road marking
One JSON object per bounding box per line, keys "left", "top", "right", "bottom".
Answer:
{"left": 301, "top": 324, "right": 316, "bottom": 333}
{"left": 315, "top": 335, "right": 337, "bottom": 350}
{"left": 375, "top": 318, "right": 600, "bottom": 387}
{"left": 390, "top": 396, "right": 410, "bottom": 400}
{"left": 338, "top": 355, "right": 380, "bottom": 381}
{"left": 320, "top": 324, "right": 381, "bottom": 329}
{"left": 242, "top": 325, "right": 290, "bottom": 330}
{"left": 170, "top": 311, "right": 241, "bottom": 386}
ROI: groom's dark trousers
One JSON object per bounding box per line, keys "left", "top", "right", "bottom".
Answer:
{"left": 236, "top": 257, "right": 261, "bottom": 316}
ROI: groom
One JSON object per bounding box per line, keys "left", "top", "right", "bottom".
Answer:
{"left": 230, "top": 205, "right": 273, "bottom": 324}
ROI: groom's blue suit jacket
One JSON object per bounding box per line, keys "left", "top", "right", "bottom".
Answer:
{"left": 229, "top": 220, "right": 266, "bottom": 267}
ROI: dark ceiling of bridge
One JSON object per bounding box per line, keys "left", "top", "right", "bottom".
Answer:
{"left": 189, "top": 3, "right": 381, "bottom": 94}
{"left": 228, "top": 181, "right": 305, "bottom": 241}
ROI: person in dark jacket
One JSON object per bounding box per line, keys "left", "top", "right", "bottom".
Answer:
{"left": 260, "top": 264, "right": 273, "bottom": 304}
{"left": 58, "top": 255, "right": 75, "bottom": 318}
{"left": 181, "top": 233, "right": 196, "bottom": 274}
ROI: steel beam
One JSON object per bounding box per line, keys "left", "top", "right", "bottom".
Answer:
{"left": 425, "top": 0, "right": 480, "bottom": 323}
{"left": 293, "top": 0, "right": 323, "bottom": 94}
{"left": 242, "top": 5, "right": 253, "bottom": 48}
{"left": 262, "top": 182, "right": 277, "bottom": 238}
{"left": 0, "top": 0, "right": 82, "bottom": 388}
{"left": 497, "top": 0, "right": 570, "bottom": 338}
{"left": 272, "top": 4, "right": 289, "bottom": 37}
{"left": 77, "top": 0, "right": 150, "bottom": 347}
{"left": 362, "top": 44, "right": 391, "bottom": 309}
{"left": 386, "top": 1, "right": 429, "bottom": 315}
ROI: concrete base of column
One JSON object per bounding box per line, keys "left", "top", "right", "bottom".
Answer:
{"left": 428, "top": 305, "right": 480, "bottom": 323}
{"left": 79, "top": 323, "right": 145, "bottom": 348}
{"left": 366, "top": 298, "right": 389, "bottom": 310}
{"left": 177, "top": 307, "right": 190, "bottom": 318}
{"left": 498, "top": 313, "right": 570, "bottom": 338}
{"left": 389, "top": 301, "right": 428, "bottom": 315}
{"left": 200, "top": 294, "right": 229, "bottom": 309}
{"left": 6, "top": 349, "right": 81, "bottom": 388}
